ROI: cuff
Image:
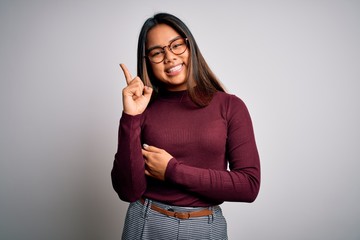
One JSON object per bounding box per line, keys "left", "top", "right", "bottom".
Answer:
{"left": 165, "top": 158, "right": 178, "bottom": 182}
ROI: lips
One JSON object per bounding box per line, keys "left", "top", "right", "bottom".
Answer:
{"left": 165, "top": 63, "right": 184, "bottom": 75}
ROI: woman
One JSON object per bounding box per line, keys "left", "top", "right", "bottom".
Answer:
{"left": 111, "top": 13, "right": 260, "bottom": 240}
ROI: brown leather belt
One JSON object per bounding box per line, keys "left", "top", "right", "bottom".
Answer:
{"left": 140, "top": 198, "right": 213, "bottom": 220}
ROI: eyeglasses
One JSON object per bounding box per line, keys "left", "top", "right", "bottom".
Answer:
{"left": 145, "top": 37, "right": 188, "bottom": 64}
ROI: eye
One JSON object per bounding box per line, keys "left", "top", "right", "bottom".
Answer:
{"left": 172, "top": 43, "right": 183, "bottom": 49}
{"left": 149, "top": 48, "right": 163, "bottom": 57}
{"left": 171, "top": 40, "right": 185, "bottom": 49}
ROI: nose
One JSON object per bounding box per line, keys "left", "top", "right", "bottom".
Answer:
{"left": 163, "top": 47, "right": 177, "bottom": 63}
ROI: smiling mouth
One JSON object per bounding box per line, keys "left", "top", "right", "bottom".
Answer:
{"left": 166, "top": 64, "right": 184, "bottom": 74}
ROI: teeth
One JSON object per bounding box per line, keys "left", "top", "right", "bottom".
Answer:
{"left": 168, "top": 64, "right": 182, "bottom": 73}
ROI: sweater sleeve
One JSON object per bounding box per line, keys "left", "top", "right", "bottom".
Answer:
{"left": 111, "top": 112, "right": 146, "bottom": 202}
{"left": 165, "top": 96, "right": 261, "bottom": 202}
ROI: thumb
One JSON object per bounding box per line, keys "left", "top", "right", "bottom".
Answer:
{"left": 143, "top": 86, "right": 153, "bottom": 99}
{"left": 143, "top": 143, "right": 161, "bottom": 153}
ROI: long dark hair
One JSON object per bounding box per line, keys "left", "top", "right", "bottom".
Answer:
{"left": 137, "top": 13, "right": 225, "bottom": 107}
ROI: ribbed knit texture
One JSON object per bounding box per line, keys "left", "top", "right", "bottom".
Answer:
{"left": 112, "top": 90, "right": 260, "bottom": 207}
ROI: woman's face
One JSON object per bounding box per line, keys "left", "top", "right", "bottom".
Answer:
{"left": 146, "top": 24, "right": 190, "bottom": 91}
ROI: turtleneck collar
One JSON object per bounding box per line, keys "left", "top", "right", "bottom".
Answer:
{"left": 157, "top": 88, "right": 191, "bottom": 102}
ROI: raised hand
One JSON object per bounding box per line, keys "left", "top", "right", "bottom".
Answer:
{"left": 120, "top": 63, "right": 153, "bottom": 116}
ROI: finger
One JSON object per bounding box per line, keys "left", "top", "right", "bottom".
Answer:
{"left": 134, "top": 87, "right": 142, "bottom": 97}
{"left": 143, "top": 86, "right": 153, "bottom": 99}
{"left": 124, "top": 78, "right": 144, "bottom": 97}
{"left": 143, "top": 144, "right": 162, "bottom": 153}
{"left": 133, "top": 77, "right": 145, "bottom": 96}
{"left": 120, "top": 63, "right": 133, "bottom": 85}
{"left": 145, "top": 169, "right": 151, "bottom": 176}
{"left": 141, "top": 149, "right": 148, "bottom": 157}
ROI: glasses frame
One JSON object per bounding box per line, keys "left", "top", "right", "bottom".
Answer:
{"left": 145, "top": 37, "right": 189, "bottom": 64}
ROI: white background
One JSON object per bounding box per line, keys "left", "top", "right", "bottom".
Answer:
{"left": 1, "top": 0, "right": 359, "bottom": 239}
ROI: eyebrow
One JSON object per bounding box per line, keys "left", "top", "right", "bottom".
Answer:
{"left": 146, "top": 36, "right": 183, "bottom": 52}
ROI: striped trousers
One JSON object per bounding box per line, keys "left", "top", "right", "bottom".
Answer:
{"left": 122, "top": 199, "right": 228, "bottom": 240}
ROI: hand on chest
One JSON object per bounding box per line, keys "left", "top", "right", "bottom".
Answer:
{"left": 141, "top": 108, "right": 227, "bottom": 166}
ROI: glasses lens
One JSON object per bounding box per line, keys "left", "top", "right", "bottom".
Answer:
{"left": 148, "top": 48, "right": 164, "bottom": 63}
{"left": 170, "top": 38, "right": 187, "bottom": 55}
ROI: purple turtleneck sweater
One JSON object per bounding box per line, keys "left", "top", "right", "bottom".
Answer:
{"left": 111, "top": 90, "right": 260, "bottom": 207}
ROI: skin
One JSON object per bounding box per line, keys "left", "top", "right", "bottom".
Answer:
{"left": 120, "top": 24, "right": 190, "bottom": 180}
{"left": 146, "top": 24, "right": 190, "bottom": 91}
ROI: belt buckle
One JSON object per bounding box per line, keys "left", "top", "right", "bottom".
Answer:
{"left": 174, "top": 212, "right": 191, "bottom": 219}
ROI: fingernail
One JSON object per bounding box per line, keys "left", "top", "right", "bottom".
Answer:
{"left": 143, "top": 144, "right": 149, "bottom": 149}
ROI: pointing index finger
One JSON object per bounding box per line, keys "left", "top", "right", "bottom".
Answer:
{"left": 119, "top": 63, "right": 133, "bottom": 85}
